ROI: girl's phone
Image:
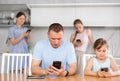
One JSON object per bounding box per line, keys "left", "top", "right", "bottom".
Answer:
{"left": 76, "top": 39, "right": 81, "bottom": 42}
{"left": 101, "top": 67, "right": 108, "bottom": 72}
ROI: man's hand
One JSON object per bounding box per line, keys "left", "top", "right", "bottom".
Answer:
{"left": 48, "top": 65, "right": 66, "bottom": 76}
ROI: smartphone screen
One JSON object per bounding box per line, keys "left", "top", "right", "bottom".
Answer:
{"left": 101, "top": 67, "right": 108, "bottom": 72}
{"left": 53, "top": 61, "right": 61, "bottom": 69}
{"left": 26, "top": 29, "right": 31, "bottom": 33}
{"left": 76, "top": 39, "right": 81, "bottom": 42}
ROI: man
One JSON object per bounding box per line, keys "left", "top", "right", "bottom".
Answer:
{"left": 31, "top": 23, "right": 77, "bottom": 77}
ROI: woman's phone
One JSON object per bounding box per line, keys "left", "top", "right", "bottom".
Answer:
{"left": 26, "top": 29, "right": 31, "bottom": 33}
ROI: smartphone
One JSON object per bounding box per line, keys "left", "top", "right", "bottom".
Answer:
{"left": 101, "top": 67, "right": 108, "bottom": 72}
{"left": 26, "top": 29, "right": 31, "bottom": 33}
{"left": 76, "top": 39, "right": 81, "bottom": 42}
{"left": 53, "top": 61, "right": 61, "bottom": 69}
{"left": 27, "top": 75, "right": 45, "bottom": 79}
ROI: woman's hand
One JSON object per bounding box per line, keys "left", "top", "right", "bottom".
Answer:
{"left": 25, "top": 32, "right": 31, "bottom": 38}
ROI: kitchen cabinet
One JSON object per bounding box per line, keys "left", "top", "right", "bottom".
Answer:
{"left": 0, "top": 4, "right": 30, "bottom": 27}
{"left": 29, "top": 5, "right": 75, "bottom": 27}
{"left": 28, "top": 3, "right": 120, "bottom": 27}
{"left": 0, "top": 11, "right": 15, "bottom": 26}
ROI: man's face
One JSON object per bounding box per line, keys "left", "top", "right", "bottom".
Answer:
{"left": 48, "top": 30, "right": 63, "bottom": 48}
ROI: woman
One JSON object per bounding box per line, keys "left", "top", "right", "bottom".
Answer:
{"left": 70, "top": 19, "right": 94, "bottom": 74}
{"left": 8, "top": 12, "right": 31, "bottom": 73}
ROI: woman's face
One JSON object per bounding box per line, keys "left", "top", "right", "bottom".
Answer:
{"left": 74, "top": 23, "right": 84, "bottom": 33}
{"left": 16, "top": 15, "right": 26, "bottom": 26}
{"left": 94, "top": 44, "right": 108, "bottom": 60}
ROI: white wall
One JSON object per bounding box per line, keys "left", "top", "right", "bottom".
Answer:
{"left": 1, "top": 27, "right": 119, "bottom": 57}
{"left": 0, "top": 28, "right": 9, "bottom": 53}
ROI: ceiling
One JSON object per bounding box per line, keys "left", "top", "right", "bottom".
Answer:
{"left": 0, "top": 4, "right": 28, "bottom": 11}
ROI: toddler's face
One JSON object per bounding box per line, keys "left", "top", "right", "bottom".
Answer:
{"left": 95, "top": 44, "right": 108, "bottom": 60}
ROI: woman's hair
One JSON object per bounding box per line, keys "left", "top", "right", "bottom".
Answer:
{"left": 93, "top": 38, "right": 108, "bottom": 50}
{"left": 72, "top": 19, "right": 83, "bottom": 42}
{"left": 73, "top": 19, "right": 83, "bottom": 25}
{"left": 48, "top": 23, "right": 64, "bottom": 33}
{"left": 16, "top": 12, "right": 26, "bottom": 18}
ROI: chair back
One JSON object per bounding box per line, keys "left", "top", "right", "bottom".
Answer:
{"left": 1, "top": 53, "right": 32, "bottom": 75}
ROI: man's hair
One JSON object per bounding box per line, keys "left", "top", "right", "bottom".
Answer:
{"left": 48, "top": 23, "right": 64, "bottom": 33}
